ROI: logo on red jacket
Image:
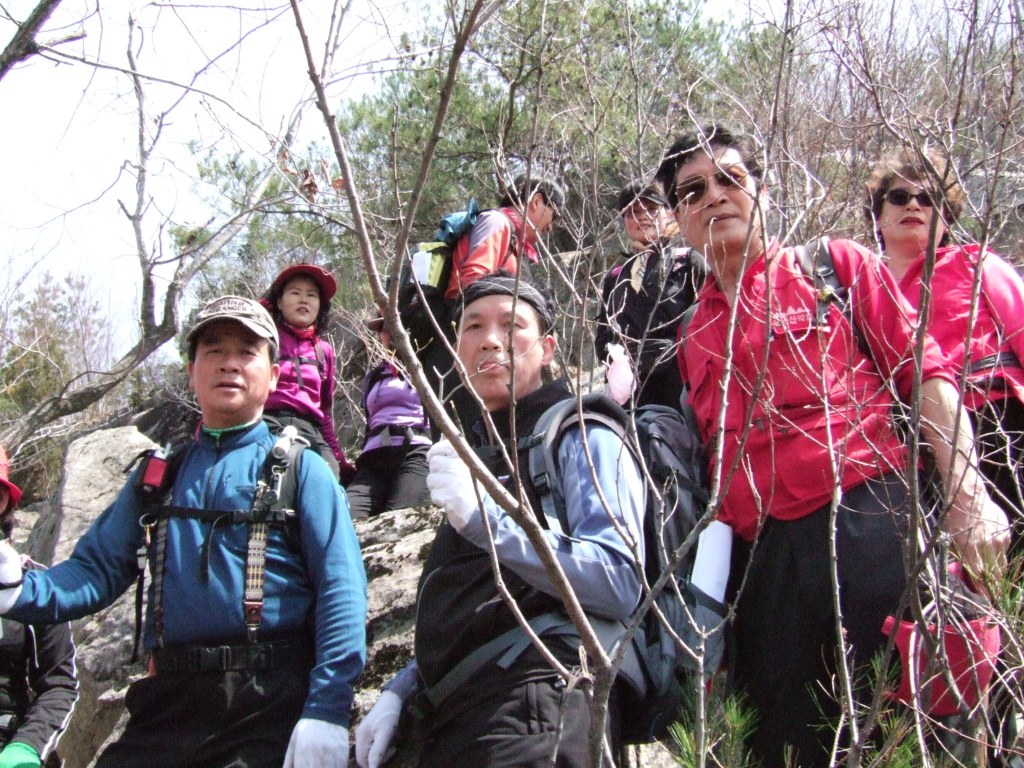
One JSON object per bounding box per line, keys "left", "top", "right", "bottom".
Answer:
{"left": 771, "top": 303, "right": 815, "bottom": 334}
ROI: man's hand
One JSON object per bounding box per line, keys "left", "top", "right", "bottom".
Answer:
{"left": 354, "top": 690, "right": 402, "bottom": 768}
{"left": 0, "top": 541, "right": 23, "bottom": 615}
{"left": 426, "top": 441, "right": 482, "bottom": 531}
{"left": 282, "top": 718, "right": 348, "bottom": 768}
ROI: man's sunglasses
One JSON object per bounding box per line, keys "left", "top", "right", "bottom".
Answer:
{"left": 674, "top": 168, "right": 748, "bottom": 207}
{"left": 885, "top": 188, "right": 935, "bottom": 208}
{"left": 541, "top": 195, "right": 560, "bottom": 221}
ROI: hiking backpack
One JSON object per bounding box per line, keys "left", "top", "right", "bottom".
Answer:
{"left": 527, "top": 393, "right": 725, "bottom": 743}
{"left": 397, "top": 199, "right": 522, "bottom": 345}
{"left": 397, "top": 199, "right": 482, "bottom": 345}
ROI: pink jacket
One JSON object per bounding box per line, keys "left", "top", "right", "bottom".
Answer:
{"left": 895, "top": 244, "right": 1024, "bottom": 407}
{"left": 265, "top": 324, "right": 343, "bottom": 461}
{"left": 679, "top": 238, "right": 956, "bottom": 541}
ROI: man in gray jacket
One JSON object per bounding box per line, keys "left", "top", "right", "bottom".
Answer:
{"left": 356, "top": 272, "right": 645, "bottom": 768}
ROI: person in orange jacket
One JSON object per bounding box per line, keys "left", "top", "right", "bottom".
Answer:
{"left": 421, "top": 174, "right": 565, "bottom": 438}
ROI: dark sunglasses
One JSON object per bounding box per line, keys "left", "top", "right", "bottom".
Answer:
{"left": 885, "top": 188, "right": 935, "bottom": 208}
{"left": 674, "top": 168, "right": 747, "bottom": 207}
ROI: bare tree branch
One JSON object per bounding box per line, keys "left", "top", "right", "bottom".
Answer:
{"left": 0, "top": 0, "right": 67, "bottom": 81}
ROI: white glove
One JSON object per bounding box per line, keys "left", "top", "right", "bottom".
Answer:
{"left": 604, "top": 344, "right": 636, "bottom": 405}
{"left": 0, "top": 542, "right": 23, "bottom": 615}
{"left": 282, "top": 718, "right": 348, "bottom": 768}
{"left": 426, "top": 440, "right": 482, "bottom": 531}
{"left": 354, "top": 690, "right": 402, "bottom": 768}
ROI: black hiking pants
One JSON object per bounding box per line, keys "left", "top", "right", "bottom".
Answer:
{"left": 94, "top": 666, "right": 308, "bottom": 768}
{"left": 730, "top": 473, "right": 910, "bottom": 768}
{"left": 347, "top": 444, "right": 430, "bottom": 519}
{"left": 417, "top": 646, "right": 621, "bottom": 768}
{"left": 972, "top": 396, "right": 1024, "bottom": 767}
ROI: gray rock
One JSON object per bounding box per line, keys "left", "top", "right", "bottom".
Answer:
{"left": 352, "top": 506, "right": 439, "bottom": 768}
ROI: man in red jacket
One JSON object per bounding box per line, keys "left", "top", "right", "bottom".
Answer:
{"left": 655, "top": 124, "right": 1009, "bottom": 768}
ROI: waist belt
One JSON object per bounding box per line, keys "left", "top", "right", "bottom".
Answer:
{"left": 366, "top": 424, "right": 430, "bottom": 445}
{"left": 420, "top": 611, "right": 643, "bottom": 712}
{"left": 968, "top": 351, "right": 1022, "bottom": 374}
{"left": 266, "top": 408, "right": 322, "bottom": 426}
{"left": 152, "top": 639, "right": 314, "bottom": 674}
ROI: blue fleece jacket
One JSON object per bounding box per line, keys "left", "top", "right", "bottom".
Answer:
{"left": 7, "top": 421, "right": 367, "bottom": 727}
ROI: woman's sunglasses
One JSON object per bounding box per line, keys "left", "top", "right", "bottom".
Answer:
{"left": 885, "top": 188, "right": 935, "bottom": 208}
{"left": 674, "top": 168, "right": 747, "bottom": 207}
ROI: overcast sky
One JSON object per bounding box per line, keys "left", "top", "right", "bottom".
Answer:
{"left": 0, "top": 0, "right": 412, "bottom": 348}
{"left": 1, "top": 0, "right": 744, "bottom": 358}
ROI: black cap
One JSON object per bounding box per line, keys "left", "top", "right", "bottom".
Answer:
{"left": 616, "top": 183, "right": 669, "bottom": 215}
{"left": 453, "top": 272, "right": 554, "bottom": 334}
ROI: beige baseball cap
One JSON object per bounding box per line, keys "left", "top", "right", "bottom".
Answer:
{"left": 186, "top": 296, "right": 279, "bottom": 349}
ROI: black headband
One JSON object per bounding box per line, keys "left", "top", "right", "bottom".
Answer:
{"left": 454, "top": 275, "right": 554, "bottom": 334}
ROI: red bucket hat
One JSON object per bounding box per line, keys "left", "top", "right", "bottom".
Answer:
{"left": 0, "top": 446, "right": 23, "bottom": 509}
{"left": 270, "top": 264, "right": 337, "bottom": 301}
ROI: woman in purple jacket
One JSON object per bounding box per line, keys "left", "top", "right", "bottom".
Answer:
{"left": 346, "top": 315, "right": 431, "bottom": 519}
{"left": 261, "top": 264, "right": 355, "bottom": 482}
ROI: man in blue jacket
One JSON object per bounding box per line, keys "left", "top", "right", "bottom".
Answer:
{"left": 0, "top": 296, "right": 367, "bottom": 768}
{"left": 355, "top": 273, "right": 645, "bottom": 768}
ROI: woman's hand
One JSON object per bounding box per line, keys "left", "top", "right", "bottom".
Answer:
{"left": 948, "top": 489, "right": 1011, "bottom": 580}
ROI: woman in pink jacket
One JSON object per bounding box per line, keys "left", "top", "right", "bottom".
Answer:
{"left": 261, "top": 264, "right": 355, "bottom": 483}
{"left": 866, "top": 150, "right": 1022, "bottom": 765}
{"left": 866, "top": 147, "right": 1024, "bottom": 558}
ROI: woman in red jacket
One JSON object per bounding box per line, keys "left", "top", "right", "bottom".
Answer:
{"left": 866, "top": 148, "right": 1023, "bottom": 766}
{"left": 865, "top": 147, "right": 1024, "bottom": 557}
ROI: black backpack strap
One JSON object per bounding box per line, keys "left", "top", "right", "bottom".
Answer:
{"left": 490, "top": 209, "right": 521, "bottom": 270}
{"left": 288, "top": 355, "right": 305, "bottom": 390}
{"left": 314, "top": 340, "right": 326, "bottom": 380}
{"left": 245, "top": 432, "right": 307, "bottom": 643}
{"left": 793, "top": 237, "right": 872, "bottom": 359}
{"left": 283, "top": 353, "right": 325, "bottom": 390}
{"left": 419, "top": 611, "right": 631, "bottom": 713}
{"left": 132, "top": 444, "right": 189, "bottom": 661}
{"left": 422, "top": 612, "right": 571, "bottom": 710}
{"left": 793, "top": 236, "right": 841, "bottom": 328}
{"left": 679, "top": 304, "right": 698, "bottom": 344}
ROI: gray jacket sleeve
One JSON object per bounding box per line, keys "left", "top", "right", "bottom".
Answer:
{"left": 458, "top": 424, "right": 645, "bottom": 621}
